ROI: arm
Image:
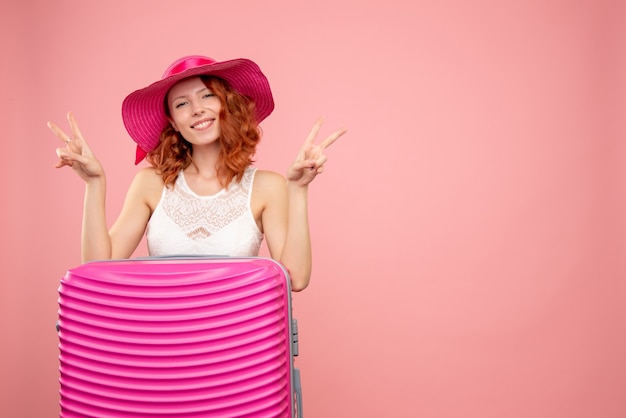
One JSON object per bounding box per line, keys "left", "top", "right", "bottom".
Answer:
{"left": 108, "top": 168, "right": 159, "bottom": 259}
{"left": 81, "top": 175, "right": 111, "bottom": 261}
{"left": 263, "top": 118, "right": 347, "bottom": 291}
{"left": 260, "top": 173, "right": 312, "bottom": 292}
{"left": 80, "top": 169, "right": 154, "bottom": 261}
{"left": 280, "top": 181, "right": 312, "bottom": 291}
{"left": 49, "top": 112, "right": 152, "bottom": 262}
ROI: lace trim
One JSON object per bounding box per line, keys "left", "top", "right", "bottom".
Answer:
{"left": 161, "top": 169, "right": 253, "bottom": 240}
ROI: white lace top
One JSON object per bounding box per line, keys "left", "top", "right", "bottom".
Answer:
{"left": 146, "top": 167, "right": 263, "bottom": 257}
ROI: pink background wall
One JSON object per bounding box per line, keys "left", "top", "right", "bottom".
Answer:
{"left": 1, "top": 0, "right": 625, "bottom": 417}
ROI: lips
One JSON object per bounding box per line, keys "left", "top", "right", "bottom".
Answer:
{"left": 191, "top": 119, "right": 214, "bottom": 130}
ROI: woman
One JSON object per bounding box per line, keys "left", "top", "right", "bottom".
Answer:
{"left": 48, "top": 55, "right": 346, "bottom": 291}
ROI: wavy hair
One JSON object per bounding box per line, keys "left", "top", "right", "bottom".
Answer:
{"left": 146, "top": 76, "right": 261, "bottom": 188}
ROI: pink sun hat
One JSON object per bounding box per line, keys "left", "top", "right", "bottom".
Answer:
{"left": 122, "top": 55, "right": 274, "bottom": 164}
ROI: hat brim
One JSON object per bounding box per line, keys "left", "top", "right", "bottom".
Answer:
{"left": 122, "top": 58, "right": 274, "bottom": 164}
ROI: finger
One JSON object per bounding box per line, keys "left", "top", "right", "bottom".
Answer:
{"left": 67, "top": 112, "right": 85, "bottom": 141}
{"left": 55, "top": 148, "right": 74, "bottom": 167}
{"left": 303, "top": 117, "right": 324, "bottom": 148}
{"left": 54, "top": 157, "right": 74, "bottom": 168}
{"left": 47, "top": 121, "right": 73, "bottom": 145}
{"left": 56, "top": 147, "right": 74, "bottom": 160}
{"left": 314, "top": 154, "right": 328, "bottom": 168}
{"left": 56, "top": 145, "right": 90, "bottom": 166}
{"left": 320, "top": 127, "right": 347, "bottom": 150}
{"left": 290, "top": 159, "right": 314, "bottom": 172}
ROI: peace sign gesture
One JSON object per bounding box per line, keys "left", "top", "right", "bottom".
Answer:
{"left": 286, "top": 118, "right": 347, "bottom": 187}
{"left": 48, "top": 112, "right": 104, "bottom": 182}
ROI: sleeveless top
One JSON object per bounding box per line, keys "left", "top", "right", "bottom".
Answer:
{"left": 146, "top": 167, "right": 263, "bottom": 257}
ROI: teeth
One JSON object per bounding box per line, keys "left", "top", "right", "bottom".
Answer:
{"left": 193, "top": 120, "right": 211, "bottom": 129}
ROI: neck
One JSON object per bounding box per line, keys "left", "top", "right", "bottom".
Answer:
{"left": 188, "top": 143, "right": 220, "bottom": 173}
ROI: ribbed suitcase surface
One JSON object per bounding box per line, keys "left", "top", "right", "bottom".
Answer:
{"left": 57, "top": 257, "right": 301, "bottom": 417}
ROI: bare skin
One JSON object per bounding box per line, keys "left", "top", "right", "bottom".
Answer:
{"left": 49, "top": 92, "right": 346, "bottom": 291}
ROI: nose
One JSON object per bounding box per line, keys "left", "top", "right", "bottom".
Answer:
{"left": 191, "top": 100, "right": 205, "bottom": 116}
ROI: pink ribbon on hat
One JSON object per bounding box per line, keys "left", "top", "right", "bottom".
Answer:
{"left": 162, "top": 56, "right": 217, "bottom": 79}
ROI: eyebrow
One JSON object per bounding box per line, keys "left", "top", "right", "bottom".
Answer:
{"left": 169, "top": 87, "right": 212, "bottom": 103}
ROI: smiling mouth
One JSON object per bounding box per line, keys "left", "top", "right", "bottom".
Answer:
{"left": 191, "top": 119, "right": 214, "bottom": 129}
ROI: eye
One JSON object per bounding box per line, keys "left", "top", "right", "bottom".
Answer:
{"left": 174, "top": 101, "right": 188, "bottom": 109}
{"left": 203, "top": 93, "right": 216, "bottom": 99}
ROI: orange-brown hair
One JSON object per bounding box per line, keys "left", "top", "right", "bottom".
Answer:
{"left": 145, "top": 76, "right": 261, "bottom": 187}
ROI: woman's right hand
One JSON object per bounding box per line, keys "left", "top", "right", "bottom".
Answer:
{"left": 48, "top": 112, "right": 104, "bottom": 182}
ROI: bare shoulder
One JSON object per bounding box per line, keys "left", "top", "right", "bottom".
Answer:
{"left": 253, "top": 169, "right": 286, "bottom": 195}
{"left": 251, "top": 170, "right": 286, "bottom": 217}
{"left": 133, "top": 166, "right": 163, "bottom": 186}
{"left": 130, "top": 167, "right": 164, "bottom": 210}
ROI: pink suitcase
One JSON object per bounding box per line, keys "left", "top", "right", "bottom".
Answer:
{"left": 57, "top": 256, "right": 302, "bottom": 417}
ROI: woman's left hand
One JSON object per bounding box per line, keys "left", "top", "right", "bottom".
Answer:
{"left": 287, "top": 118, "right": 347, "bottom": 187}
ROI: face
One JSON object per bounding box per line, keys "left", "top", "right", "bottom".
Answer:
{"left": 167, "top": 76, "right": 222, "bottom": 147}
